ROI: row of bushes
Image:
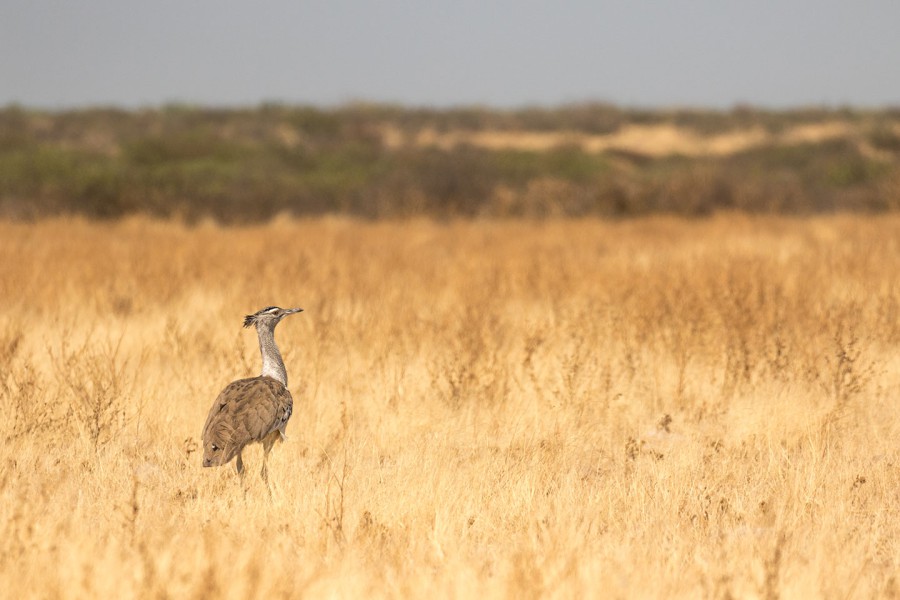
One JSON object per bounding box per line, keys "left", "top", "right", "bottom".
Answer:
{"left": 4, "top": 102, "right": 893, "bottom": 138}
{"left": 0, "top": 105, "right": 898, "bottom": 221}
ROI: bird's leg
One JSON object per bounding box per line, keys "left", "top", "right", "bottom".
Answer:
{"left": 236, "top": 451, "right": 250, "bottom": 497}
{"left": 261, "top": 434, "right": 277, "bottom": 483}
{"left": 235, "top": 452, "right": 244, "bottom": 477}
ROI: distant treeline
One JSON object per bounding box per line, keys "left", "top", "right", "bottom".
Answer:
{"left": 1, "top": 103, "right": 899, "bottom": 221}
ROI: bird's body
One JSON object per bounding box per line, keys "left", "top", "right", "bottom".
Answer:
{"left": 201, "top": 375, "right": 293, "bottom": 475}
{"left": 201, "top": 306, "right": 302, "bottom": 480}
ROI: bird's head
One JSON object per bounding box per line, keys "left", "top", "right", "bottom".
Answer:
{"left": 201, "top": 431, "right": 236, "bottom": 467}
{"left": 243, "top": 306, "right": 303, "bottom": 329}
{"left": 202, "top": 440, "right": 225, "bottom": 467}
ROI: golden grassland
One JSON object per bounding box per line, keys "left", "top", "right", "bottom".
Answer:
{"left": 1, "top": 215, "right": 898, "bottom": 599}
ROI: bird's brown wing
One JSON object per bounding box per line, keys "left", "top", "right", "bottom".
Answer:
{"left": 238, "top": 376, "right": 293, "bottom": 441}
{"left": 202, "top": 377, "right": 253, "bottom": 442}
{"left": 202, "top": 376, "right": 293, "bottom": 453}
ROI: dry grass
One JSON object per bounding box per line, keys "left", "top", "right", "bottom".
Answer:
{"left": 393, "top": 121, "right": 851, "bottom": 157}
{"left": 1, "top": 214, "right": 898, "bottom": 599}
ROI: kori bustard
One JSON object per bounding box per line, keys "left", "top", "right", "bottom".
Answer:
{"left": 202, "top": 306, "right": 302, "bottom": 480}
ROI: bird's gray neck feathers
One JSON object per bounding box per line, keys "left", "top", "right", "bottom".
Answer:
{"left": 257, "top": 324, "right": 287, "bottom": 387}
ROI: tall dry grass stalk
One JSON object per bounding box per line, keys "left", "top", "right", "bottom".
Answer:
{"left": 0, "top": 215, "right": 898, "bottom": 598}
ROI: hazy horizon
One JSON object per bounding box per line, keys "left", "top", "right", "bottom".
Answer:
{"left": 3, "top": 1, "right": 899, "bottom": 110}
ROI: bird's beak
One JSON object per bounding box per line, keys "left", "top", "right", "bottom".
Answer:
{"left": 286, "top": 308, "right": 303, "bottom": 315}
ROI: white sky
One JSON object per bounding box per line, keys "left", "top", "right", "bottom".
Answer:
{"left": 2, "top": 0, "right": 899, "bottom": 109}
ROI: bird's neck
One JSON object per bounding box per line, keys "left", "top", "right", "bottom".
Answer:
{"left": 257, "top": 325, "right": 287, "bottom": 387}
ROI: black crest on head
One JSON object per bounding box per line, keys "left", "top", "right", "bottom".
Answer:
{"left": 244, "top": 306, "right": 280, "bottom": 328}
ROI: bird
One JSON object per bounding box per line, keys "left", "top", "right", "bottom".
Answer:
{"left": 201, "top": 306, "right": 302, "bottom": 481}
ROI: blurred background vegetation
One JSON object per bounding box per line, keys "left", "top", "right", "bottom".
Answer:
{"left": 1, "top": 103, "right": 899, "bottom": 221}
